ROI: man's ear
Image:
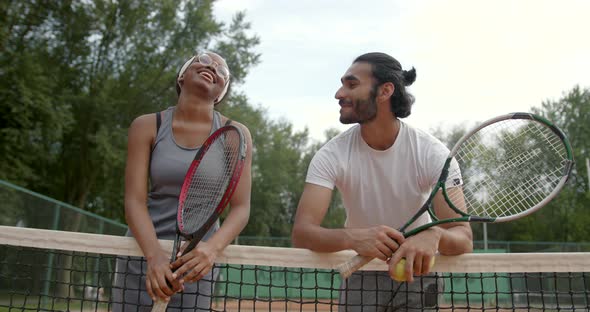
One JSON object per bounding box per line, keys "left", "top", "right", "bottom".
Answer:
{"left": 379, "top": 82, "right": 395, "bottom": 100}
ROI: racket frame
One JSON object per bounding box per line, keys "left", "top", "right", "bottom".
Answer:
{"left": 172, "top": 124, "right": 246, "bottom": 261}
{"left": 173, "top": 125, "right": 247, "bottom": 259}
{"left": 404, "top": 112, "right": 573, "bottom": 237}
{"left": 152, "top": 125, "right": 247, "bottom": 312}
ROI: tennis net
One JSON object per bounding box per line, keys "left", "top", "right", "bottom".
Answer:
{"left": 1, "top": 226, "right": 589, "bottom": 311}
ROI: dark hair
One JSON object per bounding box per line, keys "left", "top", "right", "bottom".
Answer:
{"left": 354, "top": 52, "right": 416, "bottom": 118}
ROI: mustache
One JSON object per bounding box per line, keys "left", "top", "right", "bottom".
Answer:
{"left": 339, "top": 99, "right": 353, "bottom": 106}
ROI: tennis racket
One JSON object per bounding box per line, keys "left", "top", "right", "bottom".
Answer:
{"left": 337, "top": 112, "right": 574, "bottom": 279}
{"left": 151, "top": 124, "right": 246, "bottom": 312}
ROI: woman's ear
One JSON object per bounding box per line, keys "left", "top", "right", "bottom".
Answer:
{"left": 177, "top": 75, "right": 184, "bottom": 88}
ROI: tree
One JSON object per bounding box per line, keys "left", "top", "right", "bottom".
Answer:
{"left": 214, "top": 94, "right": 308, "bottom": 244}
{"left": 1, "top": 0, "right": 263, "bottom": 298}
{"left": 430, "top": 123, "right": 468, "bottom": 150}
{"left": 0, "top": 1, "right": 260, "bottom": 224}
{"left": 476, "top": 87, "right": 590, "bottom": 244}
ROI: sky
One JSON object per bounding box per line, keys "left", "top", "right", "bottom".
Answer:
{"left": 213, "top": 0, "right": 590, "bottom": 142}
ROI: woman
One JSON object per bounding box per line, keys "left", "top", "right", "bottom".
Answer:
{"left": 113, "top": 51, "right": 252, "bottom": 311}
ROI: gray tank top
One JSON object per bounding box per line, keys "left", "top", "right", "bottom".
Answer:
{"left": 114, "top": 108, "right": 222, "bottom": 311}
{"left": 130, "top": 106, "right": 221, "bottom": 240}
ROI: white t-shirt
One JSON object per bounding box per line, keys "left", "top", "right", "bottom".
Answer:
{"left": 306, "top": 121, "right": 452, "bottom": 230}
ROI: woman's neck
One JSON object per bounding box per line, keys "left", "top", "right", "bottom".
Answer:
{"left": 176, "top": 94, "right": 215, "bottom": 123}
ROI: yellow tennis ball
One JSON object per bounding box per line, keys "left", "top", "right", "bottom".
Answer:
{"left": 392, "top": 258, "right": 407, "bottom": 282}
{"left": 429, "top": 257, "right": 436, "bottom": 270}
{"left": 392, "top": 257, "right": 436, "bottom": 282}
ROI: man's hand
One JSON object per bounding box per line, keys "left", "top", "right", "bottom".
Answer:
{"left": 347, "top": 225, "right": 405, "bottom": 261}
{"left": 388, "top": 227, "right": 441, "bottom": 282}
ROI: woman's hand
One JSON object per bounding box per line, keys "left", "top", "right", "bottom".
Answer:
{"left": 170, "top": 241, "right": 218, "bottom": 284}
{"left": 145, "top": 251, "right": 182, "bottom": 301}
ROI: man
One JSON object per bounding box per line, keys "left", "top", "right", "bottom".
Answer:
{"left": 292, "top": 52, "right": 472, "bottom": 311}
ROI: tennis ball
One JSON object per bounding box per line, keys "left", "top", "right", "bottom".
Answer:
{"left": 392, "top": 258, "right": 407, "bottom": 282}
{"left": 392, "top": 257, "right": 436, "bottom": 282}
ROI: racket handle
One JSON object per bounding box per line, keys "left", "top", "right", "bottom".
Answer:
{"left": 336, "top": 255, "right": 374, "bottom": 279}
{"left": 151, "top": 298, "right": 169, "bottom": 312}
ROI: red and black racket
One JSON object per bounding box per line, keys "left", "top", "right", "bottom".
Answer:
{"left": 152, "top": 124, "right": 246, "bottom": 311}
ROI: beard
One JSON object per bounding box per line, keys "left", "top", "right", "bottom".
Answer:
{"left": 339, "top": 86, "right": 378, "bottom": 124}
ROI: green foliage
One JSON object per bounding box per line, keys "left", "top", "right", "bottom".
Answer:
{"left": 0, "top": 0, "right": 345, "bottom": 241}
{"left": 476, "top": 87, "right": 590, "bottom": 243}
{"left": 430, "top": 124, "right": 468, "bottom": 149}
{"left": 302, "top": 129, "right": 346, "bottom": 230}
{"left": 214, "top": 12, "right": 261, "bottom": 85}
{"left": 220, "top": 93, "right": 311, "bottom": 237}
{"left": 431, "top": 93, "right": 589, "bottom": 244}
{"left": 3, "top": 2, "right": 585, "bottom": 246}
{"left": 0, "top": 1, "right": 259, "bottom": 223}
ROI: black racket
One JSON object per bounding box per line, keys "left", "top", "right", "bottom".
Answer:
{"left": 152, "top": 124, "right": 246, "bottom": 311}
{"left": 337, "top": 112, "right": 574, "bottom": 278}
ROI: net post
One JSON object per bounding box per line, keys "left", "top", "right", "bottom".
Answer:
{"left": 483, "top": 223, "right": 488, "bottom": 250}
{"left": 586, "top": 158, "right": 589, "bottom": 192}
{"left": 42, "top": 204, "right": 61, "bottom": 307}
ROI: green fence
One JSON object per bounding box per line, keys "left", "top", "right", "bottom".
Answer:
{"left": 0, "top": 179, "right": 127, "bottom": 306}
{"left": 0, "top": 179, "right": 127, "bottom": 235}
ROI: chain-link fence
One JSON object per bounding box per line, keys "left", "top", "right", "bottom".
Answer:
{"left": 0, "top": 180, "right": 127, "bottom": 235}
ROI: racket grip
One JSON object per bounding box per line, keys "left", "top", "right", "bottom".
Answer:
{"left": 336, "top": 255, "right": 374, "bottom": 279}
{"left": 151, "top": 298, "right": 169, "bottom": 312}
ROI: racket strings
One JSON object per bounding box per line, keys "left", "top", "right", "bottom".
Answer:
{"left": 181, "top": 130, "right": 242, "bottom": 233}
{"left": 450, "top": 118, "right": 568, "bottom": 219}
{"left": 483, "top": 173, "right": 555, "bottom": 217}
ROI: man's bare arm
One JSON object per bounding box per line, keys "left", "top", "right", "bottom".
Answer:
{"left": 292, "top": 183, "right": 404, "bottom": 260}
{"left": 292, "top": 183, "right": 351, "bottom": 252}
